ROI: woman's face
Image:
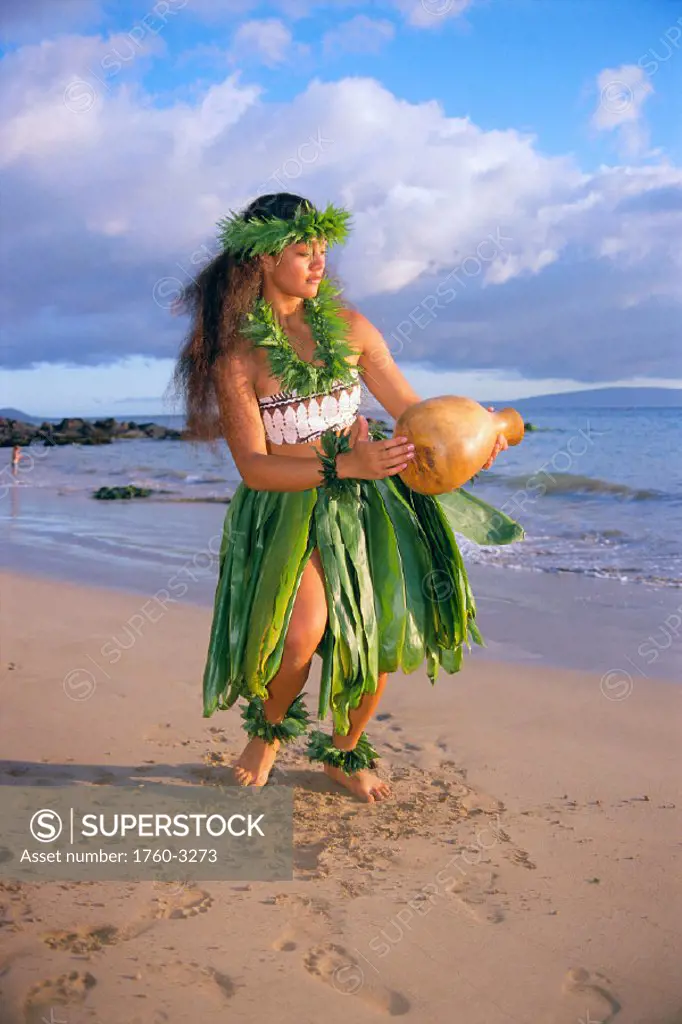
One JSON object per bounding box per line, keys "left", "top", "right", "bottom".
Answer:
{"left": 262, "top": 238, "right": 327, "bottom": 298}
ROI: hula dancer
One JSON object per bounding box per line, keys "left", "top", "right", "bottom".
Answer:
{"left": 173, "top": 192, "right": 522, "bottom": 802}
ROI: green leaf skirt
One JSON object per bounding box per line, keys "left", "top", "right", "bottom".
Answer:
{"left": 202, "top": 472, "right": 523, "bottom": 736}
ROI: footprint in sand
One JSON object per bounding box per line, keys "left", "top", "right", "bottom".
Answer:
{"left": 271, "top": 892, "right": 333, "bottom": 922}
{"left": 458, "top": 787, "right": 504, "bottom": 816}
{"left": 272, "top": 927, "right": 298, "bottom": 952}
{"left": 303, "top": 943, "right": 410, "bottom": 1016}
{"left": 145, "top": 959, "right": 236, "bottom": 1003}
{"left": 508, "top": 847, "right": 537, "bottom": 870}
{"left": 23, "top": 971, "right": 96, "bottom": 1024}
{"left": 547, "top": 967, "right": 620, "bottom": 1023}
{"left": 445, "top": 867, "right": 506, "bottom": 924}
{"left": 430, "top": 776, "right": 504, "bottom": 822}
{"left": 41, "top": 924, "right": 119, "bottom": 954}
{"left": 151, "top": 885, "right": 214, "bottom": 920}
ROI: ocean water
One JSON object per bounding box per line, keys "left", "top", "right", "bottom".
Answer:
{"left": 1, "top": 406, "right": 679, "bottom": 590}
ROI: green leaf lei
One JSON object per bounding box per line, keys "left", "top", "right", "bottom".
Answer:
{"left": 217, "top": 202, "right": 351, "bottom": 260}
{"left": 241, "top": 277, "right": 361, "bottom": 397}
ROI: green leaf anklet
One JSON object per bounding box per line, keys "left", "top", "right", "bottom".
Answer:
{"left": 240, "top": 693, "right": 310, "bottom": 745}
{"left": 306, "top": 729, "right": 379, "bottom": 775}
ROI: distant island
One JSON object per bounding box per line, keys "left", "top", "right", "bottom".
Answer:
{"left": 0, "top": 407, "right": 34, "bottom": 421}
{"left": 483, "top": 387, "right": 681, "bottom": 410}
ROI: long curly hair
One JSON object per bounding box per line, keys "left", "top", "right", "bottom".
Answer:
{"left": 171, "top": 192, "right": 318, "bottom": 442}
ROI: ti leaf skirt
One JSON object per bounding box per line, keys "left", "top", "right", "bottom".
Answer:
{"left": 202, "top": 462, "right": 524, "bottom": 736}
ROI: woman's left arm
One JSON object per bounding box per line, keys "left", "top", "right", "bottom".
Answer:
{"left": 350, "top": 311, "right": 423, "bottom": 420}
{"left": 349, "top": 309, "right": 508, "bottom": 467}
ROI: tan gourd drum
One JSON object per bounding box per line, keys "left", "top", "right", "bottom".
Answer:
{"left": 393, "top": 396, "right": 525, "bottom": 495}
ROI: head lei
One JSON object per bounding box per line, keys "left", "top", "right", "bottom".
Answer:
{"left": 216, "top": 201, "right": 352, "bottom": 262}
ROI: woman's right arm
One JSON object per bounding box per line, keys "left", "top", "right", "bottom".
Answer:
{"left": 215, "top": 349, "right": 415, "bottom": 492}
{"left": 215, "top": 348, "right": 327, "bottom": 492}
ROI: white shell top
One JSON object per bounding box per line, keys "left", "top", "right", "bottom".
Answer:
{"left": 257, "top": 369, "right": 362, "bottom": 445}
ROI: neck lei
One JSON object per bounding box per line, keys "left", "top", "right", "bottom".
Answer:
{"left": 240, "top": 278, "right": 361, "bottom": 396}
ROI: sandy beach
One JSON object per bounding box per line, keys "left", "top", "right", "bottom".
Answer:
{"left": 0, "top": 569, "right": 680, "bottom": 1024}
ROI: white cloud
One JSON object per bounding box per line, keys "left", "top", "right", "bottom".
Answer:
{"left": 1, "top": 35, "right": 681, "bottom": 387}
{"left": 391, "top": 0, "right": 474, "bottom": 29}
{"left": 323, "top": 15, "right": 395, "bottom": 56}
{"left": 230, "top": 18, "right": 308, "bottom": 68}
{"left": 0, "top": 31, "right": 170, "bottom": 166}
{"left": 591, "top": 63, "right": 655, "bottom": 158}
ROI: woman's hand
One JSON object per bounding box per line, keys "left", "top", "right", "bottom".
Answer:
{"left": 336, "top": 415, "right": 416, "bottom": 480}
{"left": 481, "top": 406, "right": 509, "bottom": 469}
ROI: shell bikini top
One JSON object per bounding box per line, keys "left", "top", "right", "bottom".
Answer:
{"left": 258, "top": 368, "right": 362, "bottom": 445}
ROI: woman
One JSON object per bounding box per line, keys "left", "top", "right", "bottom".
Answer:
{"left": 173, "top": 192, "right": 523, "bottom": 803}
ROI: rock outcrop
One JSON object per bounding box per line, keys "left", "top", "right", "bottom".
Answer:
{"left": 0, "top": 417, "right": 185, "bottom": 447}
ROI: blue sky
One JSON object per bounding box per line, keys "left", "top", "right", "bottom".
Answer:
{"left": 1, "top": 0, "right": 681, "bottom": 416}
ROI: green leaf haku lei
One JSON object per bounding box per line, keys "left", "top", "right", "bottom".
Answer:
{"left": 217, "top": 202, "right": 351, "bottom": 261}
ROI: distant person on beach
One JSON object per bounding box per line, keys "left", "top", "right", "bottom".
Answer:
{"left": 173, "top": 192, "right": 519, "bottom": 802}
{"left": 11, "top": 445, "right": 23, "bottom": 474}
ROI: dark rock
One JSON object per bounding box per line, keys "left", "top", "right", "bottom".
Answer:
{"left": 92, "top": 485, "right": 153, "bottom": 500}
{"left": 0, "top": 419, "right": 36, "bottom": 447}
{"left": 54, "top": 417, "right": 87, "bottom": 433}
{"left": 143, "top": 424, "right": 169, "bottom": 439}
{"left": 143, "top": 424, "right": 183, "bottom": 440}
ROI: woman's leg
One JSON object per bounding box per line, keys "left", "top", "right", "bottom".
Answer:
{"left": 334, "top": 672, "right": 390, "bottom": 750}
{"left": 233, "top": 548, "right": 329, "bottom": 786}
{"left": 320, "top": 672, "right": 392, "bottom": 803}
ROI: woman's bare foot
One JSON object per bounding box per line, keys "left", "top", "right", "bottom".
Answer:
{"left": 232, "top": 736, "right": 279, "bottom": 787}
{"left": 323, "top": 763, "right": 391, "bottom": 803}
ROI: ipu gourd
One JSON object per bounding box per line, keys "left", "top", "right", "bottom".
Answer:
{"left": 393, "top": 396, "right": 525, "bottom": 495}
